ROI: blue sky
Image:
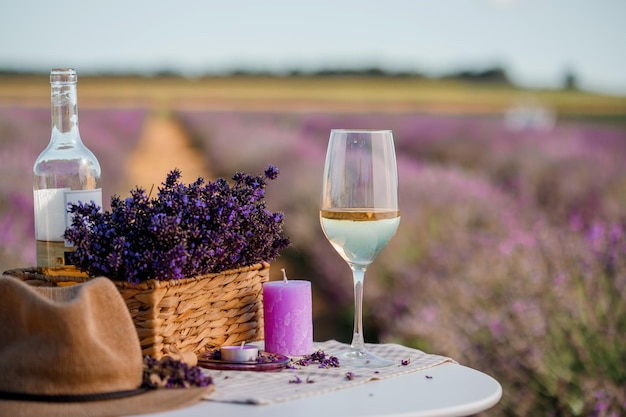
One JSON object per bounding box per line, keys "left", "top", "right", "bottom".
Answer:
{"left": 1, "top": 0, "right": 625, "bottom": 95}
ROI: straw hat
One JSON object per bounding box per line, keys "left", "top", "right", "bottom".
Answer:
{"left": 0, "top": 275, "right": 213, "bottom": 417}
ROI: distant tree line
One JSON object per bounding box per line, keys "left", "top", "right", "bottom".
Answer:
{"left": 230, "top": 66, "right": 513, "bottom": 85}
{"left": 0, "top": 65, "right": 578, "bottom": 90}
{"left": 0, "top": 65, "right": 510, "bottom": 80}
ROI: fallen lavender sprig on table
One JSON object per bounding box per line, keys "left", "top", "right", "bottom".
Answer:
{"left": 288, "top": 375, "right": 315, "bottom": 384}
{"left": 142, "top": 356, "right": 213, "bottom": 389}
{"left": 291, "top": 350, "right": 340, "bottom": 368}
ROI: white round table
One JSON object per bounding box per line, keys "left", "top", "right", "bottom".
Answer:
{"left": 136, "top": 362, "right": 502, "bottom": 417}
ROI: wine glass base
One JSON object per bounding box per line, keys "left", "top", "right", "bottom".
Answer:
{"left": 340, "top": 349, "right": 394, "bottom": 368}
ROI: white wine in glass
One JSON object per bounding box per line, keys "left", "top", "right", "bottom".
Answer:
{"left": 320, "top": 129, "right": 400, "bottom": 368}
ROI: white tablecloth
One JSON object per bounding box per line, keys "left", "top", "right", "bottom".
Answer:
{"left": 201, "top": 340, "right": 455, "bottom": 404}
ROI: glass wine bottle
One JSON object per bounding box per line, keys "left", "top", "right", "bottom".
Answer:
{"left": 33, "top": 68, "right": 102, "bottom": 273}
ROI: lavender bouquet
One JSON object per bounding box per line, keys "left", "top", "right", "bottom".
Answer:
{"left": 64, "top": 165, "right": 289, "bottom": 283}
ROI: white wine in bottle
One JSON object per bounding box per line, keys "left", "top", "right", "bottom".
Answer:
{"left": 33, "top": 68, "right": 102, "bottom": 273}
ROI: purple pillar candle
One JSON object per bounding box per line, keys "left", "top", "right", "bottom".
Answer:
{"left": 263, "top": 277, "right": 313, "bottom": 356}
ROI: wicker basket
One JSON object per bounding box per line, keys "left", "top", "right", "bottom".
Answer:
{"left": 4, "top": 262, "right": 270, "bottom": 358}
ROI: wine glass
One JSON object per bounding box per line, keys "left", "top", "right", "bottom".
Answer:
{"left": 320, "top": 129, "right": 400, "bottom": 368}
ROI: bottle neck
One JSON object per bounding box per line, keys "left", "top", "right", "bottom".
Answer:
{"left": 50, "top": 82, "right": 81, "bottom": 140}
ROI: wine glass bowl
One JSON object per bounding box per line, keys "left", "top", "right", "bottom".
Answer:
{"left": 320, "top": 129, "right": 400, "bottom": 368}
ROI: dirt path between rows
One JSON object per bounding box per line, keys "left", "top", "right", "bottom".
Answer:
{"left": 122, "top": 111, "right": 212, "bottom": 194}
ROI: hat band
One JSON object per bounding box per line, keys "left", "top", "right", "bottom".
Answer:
{"left": 0, "top": 387, "right": 149, "bottom": 403}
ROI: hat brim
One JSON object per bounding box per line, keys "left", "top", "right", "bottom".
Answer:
{"left": 0, "top": 385, "right": 214, "bottom": 417}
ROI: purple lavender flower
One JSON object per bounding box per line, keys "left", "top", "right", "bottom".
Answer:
{"left": 64, "top": 166, "right": 289, "bottom": 283}
{"left": 142, "top": 355, "right": 212, "bottom": 389}
{"left": 292, "top": 350, "right": 340, "bottom": 368}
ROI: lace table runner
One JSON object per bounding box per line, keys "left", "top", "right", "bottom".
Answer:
{"left": 201, "top": 340, "right": 455, "bottom": 405}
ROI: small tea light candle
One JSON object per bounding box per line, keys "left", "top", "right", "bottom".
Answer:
{"left": 263, "top": 269, "right": 313, "bottom": 356}
{"left": 220, "top": 344, "right": 259, "bottom": 363}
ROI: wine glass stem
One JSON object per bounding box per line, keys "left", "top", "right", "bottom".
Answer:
{"left": 350, "top": 266, "right": 367, "bottom": 355}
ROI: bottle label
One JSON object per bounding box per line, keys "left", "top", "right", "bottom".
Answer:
{"left": 34, "top": 188, "right": 102, "bottom": 245}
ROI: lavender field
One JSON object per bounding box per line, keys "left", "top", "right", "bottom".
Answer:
{"left": 1, "top": 96, "right": 625, "bottom": 416}
{"left": 177, "top": 110, "right": 625, "bottom": 416}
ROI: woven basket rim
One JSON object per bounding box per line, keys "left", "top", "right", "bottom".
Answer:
{"left": 116, "top": 262, "right": 270, "bottom": 289}
{"left": 3, "top": 262, "right": 270, "bottom": 289}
